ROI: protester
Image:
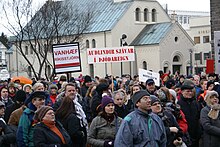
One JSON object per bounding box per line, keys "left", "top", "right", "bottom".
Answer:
{"left": 4, "top": 90, "right": 26, "bottom": 123}
{"left": 112, "top": 90, "right": 129, "bottom": 118}
{"left": 150, "top": 95, "right": 184, "bottom": 147}
{"left": 56, "top": 96, "right": 87, "bottom": 147}
{"left": 0, "top": 86, "right": 13, "bottom": 107}
{"left": 145, "top": 79, "right": 156, "bottom": 95}
{"left": 16, "top": 91, "right": 46, "bottom": 147}
{"left": 8, "top": 82, "right": 17, "bottom": 101}
{"left": 88, "top": 95, "right": 122, "bottom": 147}
{"left": 81, "top": 75, "right": 92, "bottom": 98}
{"left": 33, "top": 106, "right": 72, "bottom": 146}
{"left": 23, "top": 84, "right": 32, "bottom": 98}
{"left": 0, "top": 101, "right": 16, "bottom": 146}
{"left": 83, "top": 84, "right": 97, "bottom": 123}
{"left": 48, "top": 84, "right": 58, "bottom": 104}
{"left": 115, "top": 90, "right": 166, "bottom": 146}
{"left": 177, "top": 83, "right": 201, "bottom": 147}
{"left": 200, "top": 91, "right": 220, "bottom": 147}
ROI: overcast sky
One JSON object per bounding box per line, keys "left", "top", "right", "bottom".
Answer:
{"left": 0, "top": 0, "right": 210, "bottom": 36}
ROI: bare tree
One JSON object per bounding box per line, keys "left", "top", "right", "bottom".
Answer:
{"left": 2, "top": 0, "right": 94, "bottom": 80}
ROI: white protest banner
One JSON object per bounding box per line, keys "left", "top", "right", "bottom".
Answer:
{"left": 214, "top": 31, "right": 220, "bottom": 74}
{"left": 139, "top": 68, "right": 160, "bottom": 86}
{"left": 52, "top": 43, "right": 81, "bottom": 74}
{"left": 87, "top": 46, "right": 135, "bottom": 64}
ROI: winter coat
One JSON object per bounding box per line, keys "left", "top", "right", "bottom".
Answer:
{"left": 177, "top": 95, "right": 202, "bottom": 146}
{"left": 4, "top": 102, "right": 22, "bottom": 123}
{"left": 0, "top": 124, "right": 17, "bottom": 147}
{"left": 8, "top": 105, "right": 26, "bottom": 126}
{"left": 115, "top": 109, "right": 167, "bottom": 147}
{"left": 58, "top": 113, "right": 87, "bottom": 147}
{"left": 87, "top": 115, "right": 122, "bottom": 147}
{"left": 33, "top": 121, "right": 72, "bottom": 147}
{"left": 200, "top": 106, "right": 220, "bottom": 147}
{"left": 16, "top": 106, "right": 36, "bottom": 147}
{"left": 114, "top": 104, "right": 129, "bottom": 119}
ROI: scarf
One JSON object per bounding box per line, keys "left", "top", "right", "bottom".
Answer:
{"left": 73, "top": 97, "right": 88, "bottom": 129}
{"left": 42, "top": 120, "right": 66, "bottom": 144}
{"left": 208, "top": 104, "right": 220, "bottom": 119}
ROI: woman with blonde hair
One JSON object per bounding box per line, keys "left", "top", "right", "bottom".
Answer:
{"left": 200, "top": 90, "right": 220, "bottom": 147}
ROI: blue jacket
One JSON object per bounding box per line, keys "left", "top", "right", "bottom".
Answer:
{"left": 115, "top": 109, "right": 167, "bottom": 147}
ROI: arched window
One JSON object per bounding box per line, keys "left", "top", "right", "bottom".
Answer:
{"left": 144, "top": 8, "right": 148, "bottom": 22}
{"left": 135, "top": 8, "right": 141, "bottom": 21}
{"left": 173, "top": 55, "right": 180, "bottom": 62}
{"left": 86, "top": 40, "right": 89, "bottom": 48}
{"left": 92, "top": 39, "right": 96, "bottom": 48}
{"left": 152, "top": 9, "right": 157, "bottom": 22}
{"left": 47, "top": 65, "right": 51, "bottom": 77}
{"left": 28, "top": 66, "right": 32, "bottom": 77}
{"left": 143, "top": 61, "right": 147, "bottom": 70}
{"left": 89, "top": 64, "right": 94, "bottom": 78}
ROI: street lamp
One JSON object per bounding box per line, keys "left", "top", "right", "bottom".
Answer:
{"left": 5, "top": 48, "right": 13, "bottom": 77}
{"left": 189, "top": 48, "right": 193, "bottom": 75}
{"left": 120, "top": 34, "right": 128, "bottom": 77}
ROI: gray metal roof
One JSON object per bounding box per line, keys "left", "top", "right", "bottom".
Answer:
{"left": 72, "top": 0, "right": 132, "bottom": 33}
{"left": 130, "top": 22, "right": 173, "bottom": 46}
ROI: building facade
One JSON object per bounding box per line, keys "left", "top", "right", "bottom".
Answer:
{"left": 9, "top": 0, "right": 195, "bottom": 79}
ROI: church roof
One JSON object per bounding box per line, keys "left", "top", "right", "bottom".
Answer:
{"left": 130, "top": 22, "right": 173, "bottom": 45}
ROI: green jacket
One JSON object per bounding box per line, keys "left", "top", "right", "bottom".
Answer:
{"left": 16, "top": 107, "right": 36, "bottom": 147}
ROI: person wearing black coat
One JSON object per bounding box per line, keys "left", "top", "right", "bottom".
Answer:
{"left": 91, "top": 83, "right": 109, "bottom": 118}
{"left": 33, "top": 106, "right": 72, "bottom": 147}
{"left": 4, "top": 90, "right": 26, "bottom": 123}
{"left": 56, "top": 96, "right": 87, "bottom": 147}
{"left": 177, "top": 85, "right": 201, "bottom": 147}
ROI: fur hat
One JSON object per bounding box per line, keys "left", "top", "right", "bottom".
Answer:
{"left": 34, "top": 106, "right": 53, "bottom": 121}
{"left": 23, "top": 84, "right": 32, "bottom": 91}
{"left": 205, "top": 90, "right": 219, "bottom": 106}
{"left": 101, "top": 95, "right": 114, "bottom": 109}
{"left": 131, "top": 90, "right": 150, "bottom": 105}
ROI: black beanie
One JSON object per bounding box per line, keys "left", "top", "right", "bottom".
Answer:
{"left": 131, "top": 90, "right": 150, "bottom": 105}
{"left": 150, "top": 95, "right": 161, "bottom": 105}
{"left": 15, "top": 90, "right": 27, "bottom": 102}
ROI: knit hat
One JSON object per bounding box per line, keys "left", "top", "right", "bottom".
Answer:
{"left": 131, "top": 90, "right": 150, "bottom": 105}
{"left": 101, "top": 95, "right": 114, "bottom": 109}
{"left": 165, "top": 79, "right": 175, "bottom": 89}
{"left": 84, "top": 75, "right": 92, "bottom": 83}
{"left": 150, "top": 95, "right": 161, "bottom": 105}
{"left": 207, "top": 81, "right": 214, "bottom": 89}
{"left": 34, "top": 106, "right": 53, "bottom": 121}
{"left": 59, "top": 75, "right": 67, "bottom": 81}
{"left": 14, "top": 90, "right": 26, "bottom": 102}
{"left": 23, "top": 84, "right": 32, "bottom": 91}
{"left": 49, "top": 84, "right": 58, "bottom": 90}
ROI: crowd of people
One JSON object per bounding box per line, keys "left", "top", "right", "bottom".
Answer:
{"left": 0, "top": 71, "right": 219, "bottom": 147}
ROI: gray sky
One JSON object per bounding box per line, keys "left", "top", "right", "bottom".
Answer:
{"left": 0, "top": 0, "right": 210, "bottom": 36}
